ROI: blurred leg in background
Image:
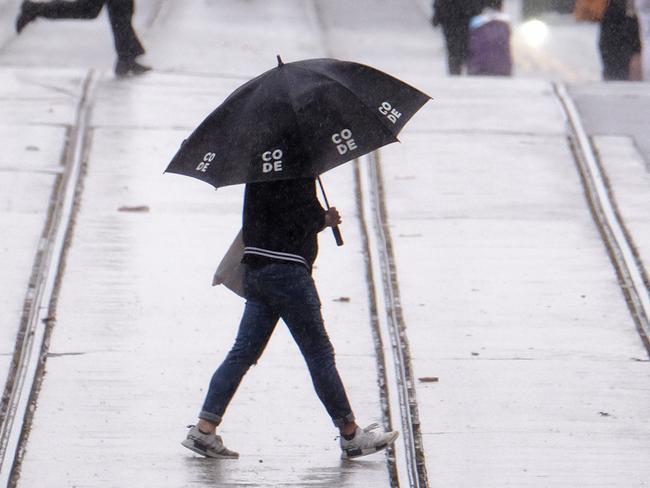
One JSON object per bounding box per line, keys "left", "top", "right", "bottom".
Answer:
{"left": 16, "top": 0, "right": 150, "bottom": 76}
{"left": 433, "top": 0, "right": 485, "bottom": 76}
{"left": 442, "top": 20, "right": 470, "bottom": 75}
{"left": 636, "top": 0, "right": 650, "bottom": 79}
{"left": 107, "top": 0, "right": 149, "bottom": 76}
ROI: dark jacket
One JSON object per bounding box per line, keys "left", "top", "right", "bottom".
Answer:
{"left": 433, "top": 0, "right": 483, "bottom": 25}
{"left": 242, "top": 178, "right": 326, "bottom": 270}
{"left": 599, "top": 0, "right": 641, "bottom": 80}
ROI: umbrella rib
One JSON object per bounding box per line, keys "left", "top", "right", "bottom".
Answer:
{"left": 213, "top": 70, "right": 276, "bottom": 186}
{"left": 293, "top": 64, "right": 402, "bottom": 143}
{"left": 278, "top": 68, "right": 315, "bottom": 172}
{"left": 238, "top": 72, "right": 276, "bottom": 126}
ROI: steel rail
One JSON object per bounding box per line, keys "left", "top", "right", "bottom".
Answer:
{"left": 0, "top": 70, "right": 97, "bottom": 486}
{"left": 354, "top": 159, "right": 400, "bottom": 486}
{"left": 357, "top": 152, "right": 429, "bottom": 488}
{"left": 555, "top": 82, "right": 650, "bottom": 356}
{"left": 305, "top": 2, "right": 425, "bottom": 483}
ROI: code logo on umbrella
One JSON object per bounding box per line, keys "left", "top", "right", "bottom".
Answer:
{"left": 261, "top": 149, "right": 284, "bottom": 173}
{"left": 196, "top": 152, "right": 216, "bottom": 172}
{"left": 332, "top": 129, "right": 357, "bottom": 155}
{"left": 379, "top": 102, "right": 402, "bottom": 124}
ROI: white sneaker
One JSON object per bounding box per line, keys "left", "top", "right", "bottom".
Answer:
{"left": 340, "top": 423, "right": 399, "bottom": 459}
{"left": 181, "top": 425, "right": 239, "bottom": 459}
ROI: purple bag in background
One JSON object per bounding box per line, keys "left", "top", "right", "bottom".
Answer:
{"left": 468, "top": 9, "right": 513, "bottom": 76}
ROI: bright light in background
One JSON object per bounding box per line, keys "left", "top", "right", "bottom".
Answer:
{"left": 518, "top": 19, "right": 549, "bottom": 47}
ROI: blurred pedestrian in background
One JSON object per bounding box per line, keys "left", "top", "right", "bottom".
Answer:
{"left": 598, "top": 0, "right": 642, "bottom": 80}
{"left": 432, "top": 0, "right": 483, "bottom": 75}
{"left": 467, "top": 0, "right": 513, "bottom": 76}
{"left": 636, "top": 0, "right": 650, "bottom": 79}
{"left": 15, "top": 0, "right": 151, "bottom": 77}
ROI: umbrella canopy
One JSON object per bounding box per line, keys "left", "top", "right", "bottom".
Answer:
{"left": 164, "top": 56, "right": 430, "bottom": 189}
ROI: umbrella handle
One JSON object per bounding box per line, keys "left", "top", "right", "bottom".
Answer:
{"left": 318, "top": 177, "right": 344, "bottom": 247}
{"left": 331, "top": 225, "right": 344, "bottom": 247}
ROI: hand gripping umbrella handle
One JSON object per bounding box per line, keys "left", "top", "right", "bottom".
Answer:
{"left": 317, "top": 177, "right": 344, "bottom": 247}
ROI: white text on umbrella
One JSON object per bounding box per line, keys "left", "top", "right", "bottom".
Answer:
{"left": 262, "top": 149, "right": 283, "bottom": 173}
{"left": 196, "top": 152, "right": 216, "bottom": 172}
{"left": 379, "top": 102, "right": 402, "bottom": 124}
{"left": 332, "top": 129, "right": 357, "bottom": 155}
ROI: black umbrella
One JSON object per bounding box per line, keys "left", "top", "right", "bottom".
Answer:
{"left": 165, "top": 56, "right": 430, "bottom": 244}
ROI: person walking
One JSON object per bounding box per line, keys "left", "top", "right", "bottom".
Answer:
{"left": 636, "top": 0, "right": 650, "bottom": 79}
{"left": 15, "top": 0, "right": 150, "bottom": 77}
{"left": 181, "top": 177, "right": 399, "bottom": 459}
{"left": 432, "top": 0, "right": 483, "bottom": 75}
{"left": 599, "top": 0, "right": 642, "bottom": 80}
{"left": 467, "top": 0, "right": 513, "bottom": 76}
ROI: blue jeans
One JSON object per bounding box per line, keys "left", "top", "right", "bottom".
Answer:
{"left": 199, "top": 263, "right": 355, "bottom": 427}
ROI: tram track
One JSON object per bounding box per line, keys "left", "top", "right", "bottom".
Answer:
{"left": 355, "top": 153, "right": 429, "bottom": 488}
{"left": 3, "top": 2, "right": 647, "bottom": 485}
{"left": 555, "top": 82, "right": 650, "bottom": 357}
{"left": 0, "top": 70, "right": 97, "bottom": 487}
{"left": 307, "top": 1, "right": 430, "bottom": 485}
{"left": 0, "top": 4, "right": 170, "bottom": 482}
{"left": 349, "top": 79, "right": 650, "bottom": 488}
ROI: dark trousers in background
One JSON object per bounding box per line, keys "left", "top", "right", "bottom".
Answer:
{"left": 442, "top": 20, "right": 470, "bottom": 75}
{"left": 31, "top": 0, "right": 144, "bottom": 61}
{"left": 599, "top": 0, "right": 641, "bottom": 80}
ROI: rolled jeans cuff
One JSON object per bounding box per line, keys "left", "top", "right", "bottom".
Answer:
{"left": 332, "top": 413, "right": 355, "bottom": 428}
{"left": 198, "top": 410, "right": 222, "bottom": 424}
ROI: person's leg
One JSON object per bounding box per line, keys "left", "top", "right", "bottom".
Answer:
{"left": 198, "top": 299, "right": 279, "bottom": 429}
{"left": 106, "top": 0, "right": 145, "bottom": 58}
{"left": 106, "top": 0, "right": 150, "bottom": 75}
{"left": 600, "top": 16, "right": 637, "bottom": 80}
{"left": 263, "top": 264, "right": 355, "bottom": 429}
{"left": 283, "top": 302, "right": 356, "bottom": 429}
{"left": 31, "top": 0, "right": 103, "bottom": 19}
{"left": 636, "top": 0, "right": 650, "bottom": 80}
{"left": 16, "top": 0, "right": 104, "bottom": 32}
{"left": 442, "top": 20, "right": 469, "bottom": 75}
{"left": 262, "top": 264, "right": 398, "bottom": 458}
{"left": 283, "top": 303, "right": 356, "bottom": 429}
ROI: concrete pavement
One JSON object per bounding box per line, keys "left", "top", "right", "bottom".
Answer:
{"left": 0, "top": 66, "right": 86, "bottom": 403}
{"left": 380, "top": 76, "right": 650, "bottom": 486}
{"left": 1, "top": 1, "right": 650, "bottom": 487}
